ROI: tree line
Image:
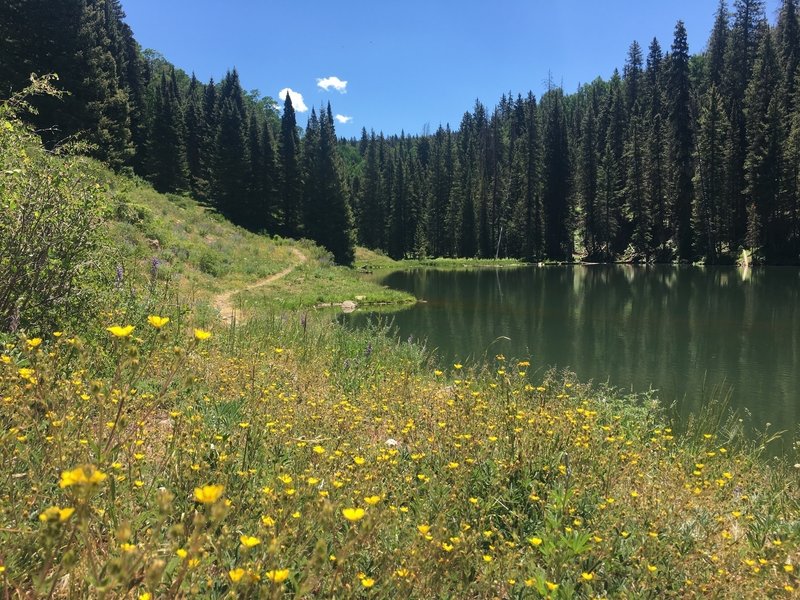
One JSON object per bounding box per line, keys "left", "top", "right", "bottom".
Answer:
{"left": 2, "top": 0, "right": 799, "bottom": 264}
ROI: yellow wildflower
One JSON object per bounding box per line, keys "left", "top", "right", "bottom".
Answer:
{"left": 265, "top": 569, "right": 290, "bottom": 583}
{"left": 107, "top": 325, "right": 135, "bottom": 338}
{"left": 193, "top": 328, "right": 212, "bottom": 341}
{"left": 342, "top": 507, "right": 366, "bottom": 522}
{"left": 528, "top": 536, "right": 543, "bottom": 546}
{"left": 147, "top": 315, "right": 170, "bottom": 329}
{"left": 194, "top": 484, "right": 224, "bottom": 504}
{"left": 39, "top": 506, "right": 75, "bottom": 522}
{"left": 59, "top": 466, "right": 107, "bottom": 488}
{"left": 364, "top": 495, "right": 381, "bottom": 505}
{"left": 229, "top": 568, "right": 246, "bottom": 583}
{"left": 240, "top": 535, "right": 260, "bottom": 548}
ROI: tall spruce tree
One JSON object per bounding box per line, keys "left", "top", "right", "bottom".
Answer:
{"left": 213, "top": 70, "right": 249, "bottom": 222}
{"left": 744, "top": 29, "right": 784, "bottom": 259}
{"left": 184, "top": 74, "right": 207, "bottom": 199}
{"left": 146, "top": 70, "right": 188, "bottom": 192}
{"left": 693, "top": 85, "right": 729, "bottom": 261}
{"left": 667, "top": 20, "right": 695, "bottom": 259}
{"left": 541, "top": 85, "right": 572, "bottom": 259}
{"left": 279, "top": 94, "right": 303, "bottom": 237}
{"left": 310, "top": 106, "right": 356, "bottom": 264}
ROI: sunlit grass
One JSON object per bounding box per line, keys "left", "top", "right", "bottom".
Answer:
{"left": 1, "top": 309, "right": 797, "bottom": 598}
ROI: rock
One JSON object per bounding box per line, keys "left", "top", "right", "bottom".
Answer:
{"left": 341, "top": 300, "right": 357, "bottom": 313}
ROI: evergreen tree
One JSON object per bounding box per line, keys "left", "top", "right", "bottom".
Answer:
{"left": 246, "top": 112, "right": 265, "bottom": 230}
{"left": 214, "top": 70, "right": 249, "bottom": 222}
{"left": 279, "top": 93, "right": 303, "bottom": 237}
{"left": 307, "top": 106, "right": 356, "bottom": 264}
{"left": 644, "top": 38, "right": 669, "bottom": 251}
{"left": 693, "top": 85, "right": 729, "bottom": 261}
{"left": 624, "top": 40, "right": 644, "bottom": 112}
{"left": 260, "top": 121, "right": 281, "bottom": 233}
{"left": 198, "top": 78, "right": 219, "bottom": 203}
{"left": 357, "top": 132, "right": 384, "bottom": 248}
{"left": 184, "top": 74, "right": 207, "bottom": 199}
{"left": 75, "top": 0, "right": 134, "bottom": 170}
{"left": 776, "top": 0, "right": 800, "bottom": 108}
{"left": 596, "top": 72, "right": 625, "bottom": 259}
{"left": 578, "top": 94, "right": 600, "bottom": 257}
{"left": 783, "top": 78, "right": 800, "bottom": 259}
{"left": 707, "top": 0, "right": 730, "bottom": 90}
{"left": 146, "top": 70, "right": 188, "bottom": 192}
{"left": 724, "top": 0, "right": 767, "bottom": 246}
{"left": 667, "top": 20, "right": 695, "bottom": 259}
{"left": 625, "top": 108, "right": 650, "bottom": 257}
{"left": 744, "top": 29, "right": 784, "bottom": 259}
{"left": 541, "top": 85, "right": 572, "bottom": 259}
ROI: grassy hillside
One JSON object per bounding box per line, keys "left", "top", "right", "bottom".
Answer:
{"left": 101, "top": 171, "right": 414, "bottom": 317}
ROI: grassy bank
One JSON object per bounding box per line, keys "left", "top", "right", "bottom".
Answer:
{"left": 1, "top": 313, "right": 798, "bottom": 598}
{"left": 355, "top": 247, "right": 529, "bottom": 271}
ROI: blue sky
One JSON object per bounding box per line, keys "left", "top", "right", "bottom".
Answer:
{"left": 121, "top": 0, "right": 781, "bottom": 137}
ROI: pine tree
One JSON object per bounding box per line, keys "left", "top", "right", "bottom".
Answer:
{"left": 357, "top": 132, "right": 384, "bottom": 248}
{"left": 214, "top": 70, "right": 249, "bottom": 222}
{"left": 776, "top": 0, "right": 800, "bottom": 108}
{"left": 578, "top": 94, "right": 600, "bottom": 257}
{"left": 541, "top": 84, "right": 572, "bottom": 259}
{"left": 667, "top": 20, "right": 695, "bottom": 259}
{"left": 307, "top": 105, "right": 356, "bottom": 264}
{"left": 643, "top": 38, "right": 669, "bottom": 253}
{"left": 625, "top": 108, "right": 650, "bottom": 257}
{"left": 596, "top": 72, "right": 625, "bottom": 259}
{"left": 707, "top": 0, "right": 730, "bottom": 90}
{"left": 785, "top": 87, "right": 800, "bottom": 259}
{"left": 744, "top": 29, "right": 784, "bottom": 259}
{"left": 75, "top": 0, "right": 134, "bottom": 170}
{"left": 452, "top": 112, "right": 478, "bottom": 257}
{"left": 184, "top": 74, "right": 207, "bottom": 199}
{"left": 260, "top": 121, "right": 281, "bottom": 233}
{"left": 693, "top": 85, "right": 729, "bottom": 261}
{"left": 146, "top": 70, "right": 188, "bottom": 193}
{"left": 301, "top": 108, "right": 321, "bottom": 239}
{"left": 724, "top": 0, "right": 767, "bottom": 247}
{"left": 246, "top": 112, "right": 265, "bottom": 230}
{"left": 522, "top": 92, "right": 545, "bottom": 260}
{"left": 196, "top": 79, "right": 219, "bottom": 203}
{"left": 279, "top": 93, "right": 303, "bottom": 237}
{"left": 624, "top": 41, "right": 644, "bottom": 113}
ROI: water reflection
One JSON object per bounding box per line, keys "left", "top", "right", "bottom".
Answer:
{"left": 345, "top": 266, "right": 800, "bottom": 437}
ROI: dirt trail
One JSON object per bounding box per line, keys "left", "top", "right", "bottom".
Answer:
{"left": 213, "top": 247, "right": 307, "bottom": 323}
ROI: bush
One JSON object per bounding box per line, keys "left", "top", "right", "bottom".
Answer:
{"left": 0, "top": 78, "right": 109, "bottom": 332}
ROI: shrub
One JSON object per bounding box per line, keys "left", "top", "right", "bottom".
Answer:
{"left": 0, "top": 78, "right": 109, "bottom": 332}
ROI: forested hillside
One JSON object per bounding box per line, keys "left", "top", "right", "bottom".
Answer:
{"left": 2, "top": 0, "right": 800, "bottom": 263}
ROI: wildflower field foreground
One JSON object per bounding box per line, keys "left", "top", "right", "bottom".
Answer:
{"left": 1, "top": 309, "right": 798, "bottom": 599}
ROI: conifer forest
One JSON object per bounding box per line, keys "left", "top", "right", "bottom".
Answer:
{"left": 2, "top": 0, "right": 800, "bottom": 265}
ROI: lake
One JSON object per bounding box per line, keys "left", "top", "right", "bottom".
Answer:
{"left": 344, "top": 265, "right": 800, "bottom": 446}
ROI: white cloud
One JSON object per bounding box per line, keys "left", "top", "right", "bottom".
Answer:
{"left": 335, "top": 114, "right": 353, "bottom": 124}
{"left": 317, "top": 76, "right": 348, "bottom": 93}
{"left": 278, "top": 88, "right": 308, "bottom": 113}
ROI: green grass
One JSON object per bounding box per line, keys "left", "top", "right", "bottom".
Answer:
{"left": 355, "top": 247, "right": 529, "bottom": 271}
{"left": 240, "top": 242, "right": 415, "bottom": 311}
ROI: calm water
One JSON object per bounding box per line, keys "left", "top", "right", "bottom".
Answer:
{"left": 345, "top": 266, "right": 800, "bottom": 440}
